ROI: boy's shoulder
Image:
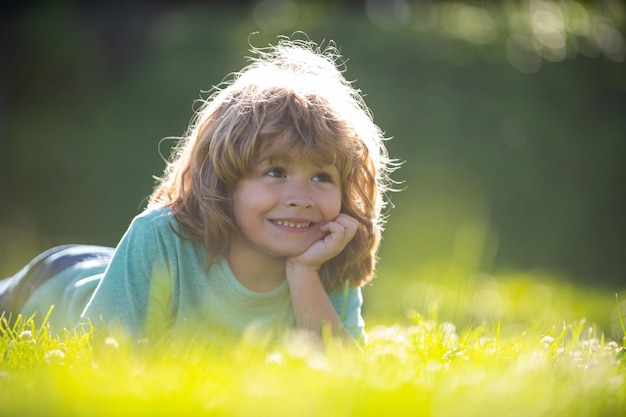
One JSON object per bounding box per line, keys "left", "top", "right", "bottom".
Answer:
{"left": 137, "top": 206, "right": 173, "bottom": 221}
{"left": 133, "top": 206, "right": 181, "bottom": 232}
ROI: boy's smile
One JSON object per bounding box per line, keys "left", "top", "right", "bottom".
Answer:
{"left": 229, "top": 156, "right": 342, "bottom": 262}
{"left": 269, "top": 219, "right": 311, "bottom": 228}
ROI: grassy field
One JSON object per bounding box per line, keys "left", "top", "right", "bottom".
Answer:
{"left": 1, "top": 2, "right": 624, "bottom": 415}
{"left": 1, "top": 275, "right": 624, "bottom": 417}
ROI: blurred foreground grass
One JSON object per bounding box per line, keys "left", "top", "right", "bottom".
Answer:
{"left": 1, "top": 229, "right": 625, "bottom": 416}
{"left": 1, "top": 304, "right": 624, "bottom": 417}
{"left": 1, "top": 252, "right": 625, "bottom": 416}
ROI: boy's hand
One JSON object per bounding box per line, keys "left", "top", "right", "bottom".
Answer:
{"left": 286, "top": 213, "right": 358, "bottom": 272}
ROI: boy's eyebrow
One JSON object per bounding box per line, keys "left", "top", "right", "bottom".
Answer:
{"left": 255, "top": 149, "right": 338, "bottom": 169}
{"left": 255, "top": 153, "right": 293, "bottom": 165}
{"left": 253, "top": 156, "right": 278, "bottom": 166}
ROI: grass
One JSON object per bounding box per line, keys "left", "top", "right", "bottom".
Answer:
{"left": 1, "top": 287, "right": 624, "bottom": 417}
{"left": 1, "top": 237, "right": 624, "bottom": 416}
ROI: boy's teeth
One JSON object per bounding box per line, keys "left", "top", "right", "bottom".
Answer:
{"left": 273, "top": 220, "right": 310, "bottom": 228}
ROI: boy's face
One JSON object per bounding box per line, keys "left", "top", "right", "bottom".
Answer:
{"left": 230, "top": 154, "right": 342, "bottom": 262}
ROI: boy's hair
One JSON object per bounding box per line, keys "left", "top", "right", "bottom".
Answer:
{"left": 149, "top": 36, "right": 395, "bottom": 291}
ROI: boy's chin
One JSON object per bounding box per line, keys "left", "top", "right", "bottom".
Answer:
{"left": 277, "top": 248, "right": 310, "bottom": 259}
{"left": 274, "top": 244, "right": 315, "bottom": 259}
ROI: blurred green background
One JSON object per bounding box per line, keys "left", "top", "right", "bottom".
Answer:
{"left": 0, "top": 1, "right": 624, "bottom": 330}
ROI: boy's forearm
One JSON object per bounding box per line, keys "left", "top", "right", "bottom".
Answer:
{"left": 285, "top": 263, "right": 352, "bottom": 340}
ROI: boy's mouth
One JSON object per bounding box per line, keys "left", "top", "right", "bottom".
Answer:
{"left": 270, "top": 220, "right": 312, "bottom": 229}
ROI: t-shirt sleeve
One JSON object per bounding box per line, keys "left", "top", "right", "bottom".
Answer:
{"left": 328, "top": 285, "right": 366, "bottom": 342}
{"left": 80, "top": 213, "right": 174, "bottom": 338}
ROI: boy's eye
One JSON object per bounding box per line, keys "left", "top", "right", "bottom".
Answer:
{"left": 266, "top": 168, "right": 286, "bottom": 178}
{"left": 312, "top": 172, "right": 334, "bottom": 183}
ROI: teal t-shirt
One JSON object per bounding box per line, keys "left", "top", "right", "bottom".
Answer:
{"left": 21, "top": 208, "right": 365, "bottom": 341}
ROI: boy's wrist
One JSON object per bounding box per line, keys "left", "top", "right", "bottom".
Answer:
{"left": 285, "top": 260, "right": 321, "bottom": 280}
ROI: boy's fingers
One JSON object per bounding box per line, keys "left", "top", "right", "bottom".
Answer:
{"left": 334, "top": 214, "right": 358, "bottom": 238}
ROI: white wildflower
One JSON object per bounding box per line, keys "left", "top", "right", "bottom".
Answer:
{"left": 266, "top": 351, "right": 285, "bottom": 366}
{"left": 104, "top": 337, "right": 119, "bottom": 349}
{"left": 44, "top": 349, "right": 65, "bottom": 364}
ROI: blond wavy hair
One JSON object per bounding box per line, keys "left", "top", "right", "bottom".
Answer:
{"left": 149, "top": 37, "right": 396, "bottom": 291}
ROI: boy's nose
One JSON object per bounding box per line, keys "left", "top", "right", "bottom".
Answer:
{"left": 286, "top": 198, "right": 313, "bottom": 208}
{"left": 285, "top": 193, "right": 313, "bottom": 208}
{"left": 284, "top": 181, "right": 313, "bottom": 208}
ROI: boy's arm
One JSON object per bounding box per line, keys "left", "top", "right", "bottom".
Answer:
{"left": 80, "top": 212, "right": 172, "bottom": 338}
{"left": 286, "top": 213, "right": 359, "bottom": 341}
{"left": 286, "top": 263, "right": 351, "bottom": 340}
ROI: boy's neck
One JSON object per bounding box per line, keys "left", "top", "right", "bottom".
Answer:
{"left": 226, "top": 243, "right": 286, "bottom": 293}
